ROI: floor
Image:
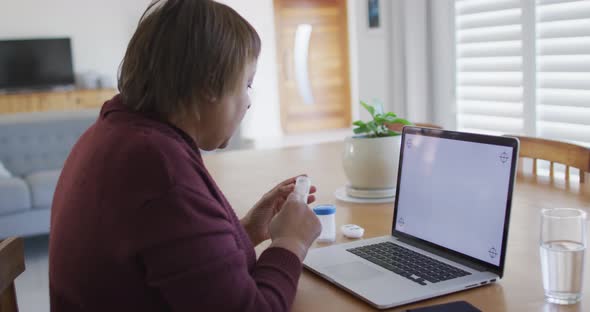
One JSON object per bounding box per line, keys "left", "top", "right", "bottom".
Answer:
{"left": 13, "top": 128, "right": 353, "bottom": 312}
{"left": 15, "top": 235, "right": 50, "bottom": 312}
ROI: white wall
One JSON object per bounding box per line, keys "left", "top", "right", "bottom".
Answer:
{"left": 0, "top": 0, "right": 425, "bottom": 137}
{"left": 430, "top": 0, "right": 456, "bottom": 129}
{"left": 350, "top": 0, "right": 394, "bottom": 122}
{"left": 349, "top": 0, "right": 438, "bottom": 124}
{"left": 0, "top": 0, "right": 150, "bottom": 88}
{"left": 0, "top": 0, "right": 285, "bottom": 138}
{"left": 401, "top": 0, "right": 431, "bottom": 123}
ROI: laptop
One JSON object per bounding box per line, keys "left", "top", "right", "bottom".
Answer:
{"left": 303, "top": 126, "right": 519, "bottom": 309}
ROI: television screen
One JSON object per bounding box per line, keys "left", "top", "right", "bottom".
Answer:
{"left": 0, "top": 38, "right": 74, "bottom": 91}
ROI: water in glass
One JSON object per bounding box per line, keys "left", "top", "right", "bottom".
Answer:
{"left": 540, "top": 240, "right": 585, "bottom": 304}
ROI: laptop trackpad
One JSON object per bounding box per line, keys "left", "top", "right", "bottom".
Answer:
{"left": 323, "top": 262, "right": 383, "bottom": 282}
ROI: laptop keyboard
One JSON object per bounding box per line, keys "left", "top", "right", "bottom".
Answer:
{"left": 347, "top": 242, "right": 471, "bottom": 286}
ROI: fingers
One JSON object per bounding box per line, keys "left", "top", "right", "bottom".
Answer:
{"left": 279, "top": 185, "right": 295, "bottom": 194}
{"left": 284, "top": 190, "right": 316, "bottom": 205}
{"left": 309, "top": 185, "right": 317, "bottom": 195}
{"left": 278, "top": 175, "right": 306, "bottom": 187}
{"left": 269, "top": 175, "right": 305, "bottom": 194}
{"left": 283, "top": 193, "right": 315, "bottom": 205}
{"left": 267, "top": 185, "right": 295, "bottom": 200}
{"left": 275, "top": 174, "right": 313, "bottom": 188}
{"left": 279, "top": 184, "right": 316, "bottom": 194}
{"left": 278, "top": 184, "right": 317, "bottom": 199}
{"left": 285, "top": 191, "right": 301, "bottom": 203}
{"left": 272, "top": 177, "right": 317, "bottom": 203}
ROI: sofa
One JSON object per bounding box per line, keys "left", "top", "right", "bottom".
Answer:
{"left": 0, "top": 108, "right": 252, "bottom": 239}
{"left": 0, "top": 109, "right": 99, "bottom": 238}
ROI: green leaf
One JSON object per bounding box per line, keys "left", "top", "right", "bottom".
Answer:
{"left": 374, "top": 114, "right": 387, "bottom": 124}
{"left": 388, "top": 118, "right": 413, "bottom": 126}
{"left": 383, "top": 115, "right": 399, "bottom": 123}
{"left": 360, "top": 100, "right": 375, "bottom": 117}
{"left": 353, "top": 125, "right": 369, "bottom": 134}
{"left": 352, "top": 100, "right": 413, "bottom": 137}
{"left": 366, "top": 121, "right": 378, "bottom": 134}
{"left": 373, "top": 124, "right": 391, "bottom": 137}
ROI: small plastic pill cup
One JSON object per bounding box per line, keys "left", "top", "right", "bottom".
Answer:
{"left": 312, "top": 204, "right": 336, "bottom": 243}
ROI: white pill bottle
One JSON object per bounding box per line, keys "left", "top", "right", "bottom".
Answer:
{"left": 312, "top": 204, "right": 336, "bottom": 243}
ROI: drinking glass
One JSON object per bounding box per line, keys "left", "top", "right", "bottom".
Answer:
{"left": 540, "top": 208, "right": 587, "bottom": 304}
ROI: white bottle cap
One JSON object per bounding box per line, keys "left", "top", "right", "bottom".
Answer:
{"left": 341, "top": 224, "right": 365, "bottom": 239}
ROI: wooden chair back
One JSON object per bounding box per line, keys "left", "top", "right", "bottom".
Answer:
{"left": 510, "top": 136, "right": 590, "bottom": 183}
{"left": 387, "top": 122, "right": 443, "bottom": 132}
{"left": 414, "top": 122, "right": 443, "bottom": 130}
{"left": 0, "top": 237, "right": 25, "bottom": 312}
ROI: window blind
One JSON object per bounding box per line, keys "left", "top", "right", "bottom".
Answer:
{"left": 455, "top": 0, "right": 525, "bottom": 135}
{"left": 536, "top": 0, "right": 590, "bottom": 147}
{"left": 455, "top": 0, "right": 590, "bottom": 147}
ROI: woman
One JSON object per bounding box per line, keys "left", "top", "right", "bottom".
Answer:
{"left": 49, "top": 1, "right": 321, "bottom": 311}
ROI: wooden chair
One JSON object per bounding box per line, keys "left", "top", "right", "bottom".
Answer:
{"left": 414, "top": 122, "right": 443, "bottom": 130}
{"left": 386, "top": 122, "right": 443, "bottom": 132}
{"left": 510, "top": 136, "right": 590, "bottom": 183}
{"left": 0, "top": 237, "right": 25, "bottom": 312}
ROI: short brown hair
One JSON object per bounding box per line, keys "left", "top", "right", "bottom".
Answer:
{"left": 118, "top": 0, "right": 261, "bottom": 117}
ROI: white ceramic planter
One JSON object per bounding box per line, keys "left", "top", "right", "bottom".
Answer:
{"left": 342, "top": 135, "right": 401, "bottom": 197}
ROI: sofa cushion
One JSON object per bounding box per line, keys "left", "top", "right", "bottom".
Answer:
{"left": 0, "top": 177, "right": 31, "bottom": 216}
{"left": 25, "top": 169, "right": 61, "bottom": 208}
{"left": 0, "top": 109, "right": 98, "bottom": 176}
{"left": 0, "top": 161, "right": 11, "bottom": 178}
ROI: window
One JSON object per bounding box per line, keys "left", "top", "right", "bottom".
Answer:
{"left": 455, "top": 0, "right": 590, "bottom": 147}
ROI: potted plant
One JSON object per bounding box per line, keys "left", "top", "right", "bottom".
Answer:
{"left": 343, "top": 101, "right": 412, "bottom": 198}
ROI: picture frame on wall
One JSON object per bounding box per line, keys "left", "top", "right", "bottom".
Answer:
{"left": 367, "top": 0, "right": 383, "bottom": 34}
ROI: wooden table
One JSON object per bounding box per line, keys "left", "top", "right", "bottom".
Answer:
{"left": 204, "top": 142, "right": 590, "bottom": 312}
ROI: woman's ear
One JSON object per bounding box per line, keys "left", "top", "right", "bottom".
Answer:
{"left": 201, "top": 89, "right": 218, "bottom": 104}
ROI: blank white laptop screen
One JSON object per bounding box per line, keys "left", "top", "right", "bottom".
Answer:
{"left": 394, "top": 133, "right": 514, "bottom": 266}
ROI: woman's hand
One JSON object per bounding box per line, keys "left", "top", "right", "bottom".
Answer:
{"left": 269, "top": 192, "right": 322, "bottom": 261}
{"left": 241, "top": 175, "right": 316, "bottom": 247}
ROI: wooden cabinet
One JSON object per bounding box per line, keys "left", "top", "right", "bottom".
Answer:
{"left": 0, "top": 89, "right": 117, "bottom": 114}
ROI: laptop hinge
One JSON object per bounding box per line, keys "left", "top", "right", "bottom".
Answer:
{"left": 394, "top": 235, "right": 488, "bottom": 272}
